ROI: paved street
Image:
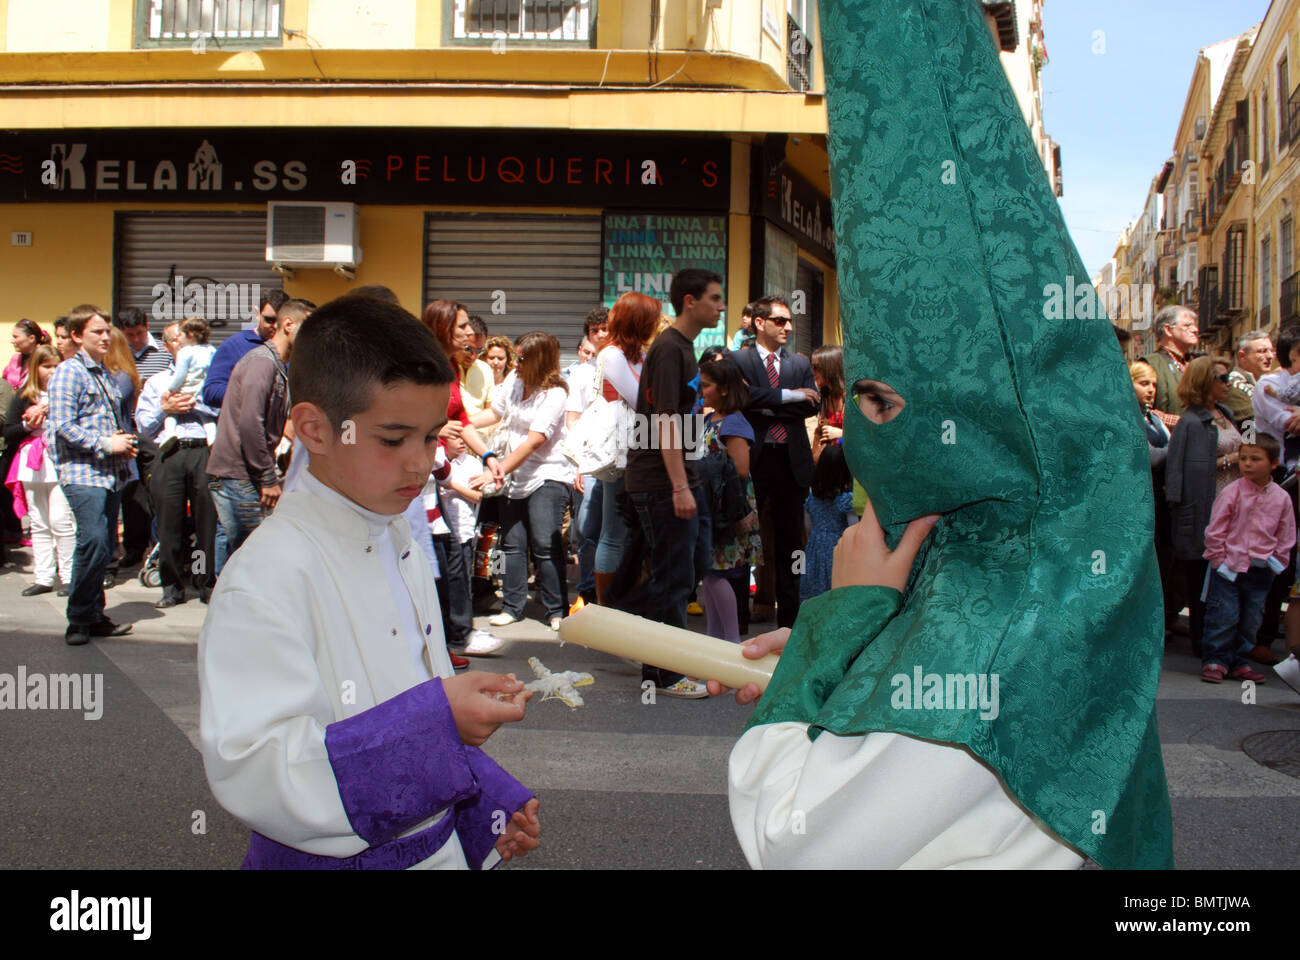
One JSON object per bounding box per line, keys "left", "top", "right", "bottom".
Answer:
{"left": 2, "top": 544, "right": 1298, "bottom": 870}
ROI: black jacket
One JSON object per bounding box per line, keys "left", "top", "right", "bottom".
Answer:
{"left": 733, "top": 345, "right": 818, "bottom": 488}
{"left": 1165, "top": 403, "right": 1233, "bottom": 560}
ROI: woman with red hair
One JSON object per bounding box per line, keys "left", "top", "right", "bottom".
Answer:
{"left": 591, "top": 291, "right": 660, "bottom": 604}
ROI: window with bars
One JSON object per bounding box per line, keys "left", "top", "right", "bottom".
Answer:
{"left": 1262, "top": 86, "right": 1271, "bottom": 175}
{"left": 136, "top": 0, "right": 282, "bottom": 46}
{"left": 1262, "top": 235, "right": 1273, "bottom": 313}
{"left": 1283, "top": 216, "right": 1294, "bottom": 279}
{"left": 1222, "top": 224, "right": 1246, "bottom": 312}
{"left": 786, "top": 0, "right": 816, "bottom": 91}
{"left": 1280, "top": 56, "right": 1291, "bottom": 150}
{"left": 446, "top": 1, "right": 594, "bottom": 45}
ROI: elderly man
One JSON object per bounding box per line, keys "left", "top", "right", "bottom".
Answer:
{"left": 1224, "top": 329, "right": 1275, "bottom": 427}
{"left": 1141, "top": 304, "right": 1199, "bottom": 420}
{"left": 136, "top": 321, "right": 218, "bottom": 607}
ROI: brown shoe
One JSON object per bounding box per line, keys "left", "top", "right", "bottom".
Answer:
{"left": 1247, "top": 644, "right": 1281, "bottom": 666}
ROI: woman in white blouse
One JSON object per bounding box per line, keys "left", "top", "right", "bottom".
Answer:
{"left": 470, "top": 331, "right": 575, "bottom": 631}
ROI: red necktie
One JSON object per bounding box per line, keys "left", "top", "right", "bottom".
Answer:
{"left": 766, "top": 353, "right": 787, "bottom": 442}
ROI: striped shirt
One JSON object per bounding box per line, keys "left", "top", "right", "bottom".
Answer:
{"left": 45, "top": 350, "right": 134, "bottom": 489}
{"left": 422, "top": 447, "right": 453, "bottom": 537}
{"left": 132, "top": 334, "right": 173, "bottom": 382}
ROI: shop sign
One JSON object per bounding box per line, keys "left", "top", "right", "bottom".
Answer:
{"left": 0, "top": 129, "right": 729, "bottom": 209}
{"left": 762, "top": 163, "right": 835, "bottom": 263}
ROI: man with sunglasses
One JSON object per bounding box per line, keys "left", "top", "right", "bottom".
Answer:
{"left": 733, "top": 294, "right": 820, "bottom": 628}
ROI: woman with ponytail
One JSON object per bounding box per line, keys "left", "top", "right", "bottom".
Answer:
{"left": 5, "top": 319, "right": 49, "bottom": 390}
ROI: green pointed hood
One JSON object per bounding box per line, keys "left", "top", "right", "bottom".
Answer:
{"left": 749, "top": 0, "right": 1174, "bottom": 869}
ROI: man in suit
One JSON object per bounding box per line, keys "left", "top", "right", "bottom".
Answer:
{"left": 1141, "top": 304, "right": 1199, "bottom": 420}
{"left": 733, "top": 294, "right": 820, "bottom": 628}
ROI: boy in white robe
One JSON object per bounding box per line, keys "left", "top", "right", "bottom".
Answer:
{"left": 199, "top": 297, "right": 540, "bottom": 869}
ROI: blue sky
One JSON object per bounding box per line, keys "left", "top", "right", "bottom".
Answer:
{"left": 1043, "top": 0, "right": 1272, "bottom": 277}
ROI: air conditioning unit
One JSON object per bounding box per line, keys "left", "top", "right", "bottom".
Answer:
{"left": 266, "top": 202, "right": 362, "bottom": 269}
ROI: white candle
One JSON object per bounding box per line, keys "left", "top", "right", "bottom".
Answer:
{"left": 558, "top": 605, "right": 779, "bottom": 692}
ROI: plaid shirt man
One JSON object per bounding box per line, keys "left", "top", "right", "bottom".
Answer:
{"left": 45, "top": 350, "right": 134, "bottom": 489}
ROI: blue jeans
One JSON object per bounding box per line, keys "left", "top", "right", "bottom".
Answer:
{"left": 208, "top": 476, "right": 267, "bottom": 576}
{"left": 573, "top": 481, "right": 598, "bottom": 596}
{"left": 62, "top": 484, "right": 121, "bottom": 627}
{"left": 1202, "top": 564, "right": 1275, "bottom": 672}
{"left": 574, "top": 481, "right": 598, "bottom": 595}
{"left": 620, "top": 487, "right": 704, "bottom": 685}
{"left": 500, "top": 480, "right": 571, "bottom": 621}
{"left": 595, "top": 475, "right": 628, "bottom": 574}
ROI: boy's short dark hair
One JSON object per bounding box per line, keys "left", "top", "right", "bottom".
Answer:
{"left": 344, "top": 285, "right": 400, "bottom": 304}
{"left": 1244, "top": 432, "right": 1282, "bottom": 466}
{"left": 669, "top": 269, "right": 723, "bottom": 315}
{"left": 467, "top": 314, "right": 489, "bottom": 339}
{"left": 290, "top": 296, "right": 456, "bottom": 429}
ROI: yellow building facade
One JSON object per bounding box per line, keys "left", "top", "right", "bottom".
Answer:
{"left": 0, "top": 0, "right": 848, "bottom": 362}
{"left": 0, "top": 1, "right": 1042, "bottom": 365}
{"left": 1245, "top": 0, "right": 1300, "bottom": 341}
{"left": 1197, "top": 28, "right": 1258, "bottom": 352}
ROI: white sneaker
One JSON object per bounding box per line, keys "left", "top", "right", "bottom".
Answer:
{"left": 464, "top": 630, "right": 506, "bottom": 655}
{"left": 487, "top": 612, "right": 518, "bottom": 628}
{"left": 657, "top": 678, "right": 710, "bottom": 699}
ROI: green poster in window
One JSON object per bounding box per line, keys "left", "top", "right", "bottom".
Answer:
{"left": 602, "top": 213, "right": 728, "bottom": 357}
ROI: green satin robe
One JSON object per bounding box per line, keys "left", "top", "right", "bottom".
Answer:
{"left": 749, "top": 0, "right": 1175, "bottom": 870}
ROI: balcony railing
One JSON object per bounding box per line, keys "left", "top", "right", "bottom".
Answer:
{"left": 1282, "top": 270, "right": 1300, "bottom": 327}
{"left": 137, "top": 0, "right": 281, "bottom": 46}
{"left": 1198, "top": 266, "right": 1219, "bottom": 332}
{"left": 787, "top": 14, "right": 814, "bottom": 92}
{"left": 1286, "top": 85, "right": 1300, "bottom": 151}
{"left": 1204, "top": 129, "right": 1249, "bottom": 232}
{"left": 447, "top": 0, "right": 595, "bottom": 46}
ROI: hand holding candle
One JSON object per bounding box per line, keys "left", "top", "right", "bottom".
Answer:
{"left": 706, "top": 629, "right": 790, "bottom": 703}
{"left": 558, "top": 605, "right": 780, "bottom": 694}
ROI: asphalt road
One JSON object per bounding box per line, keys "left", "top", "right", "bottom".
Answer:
{"left": 2, "top": 545, "right": 1298, "bottom": 870}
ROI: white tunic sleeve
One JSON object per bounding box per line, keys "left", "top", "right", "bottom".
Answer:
{"left": 729, "top": 723, "right": 1083, "bottom": 869}
{"left": 200, "top": 585, "right": 373, "bottom": 856}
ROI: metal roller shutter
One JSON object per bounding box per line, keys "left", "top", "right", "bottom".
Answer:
{"left": 424, "top": 213, "right": 602, "bottom": 367}
{"left": 114, "top": 212, "right": 285, "bottom": 346}
{"left": 794, "top": 259, "right": 823, "bottom": 358}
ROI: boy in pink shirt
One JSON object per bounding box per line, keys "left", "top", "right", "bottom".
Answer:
{"left": 1200, "top": 434, "right": 1296, "bottom": 683}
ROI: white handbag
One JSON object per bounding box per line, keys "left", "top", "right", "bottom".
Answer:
{"left": 561, "top": 351, "right": 635, "bottom": 482}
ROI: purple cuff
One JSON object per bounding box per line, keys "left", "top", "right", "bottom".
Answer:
{"left": 454, "top": 747, "right": 535, "bottom": 870}
{"left": 242, "top": 816, "right": 457, "bottom": 870}
{"left": 324, "top": 678, "right": 477, "bottom": 846}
